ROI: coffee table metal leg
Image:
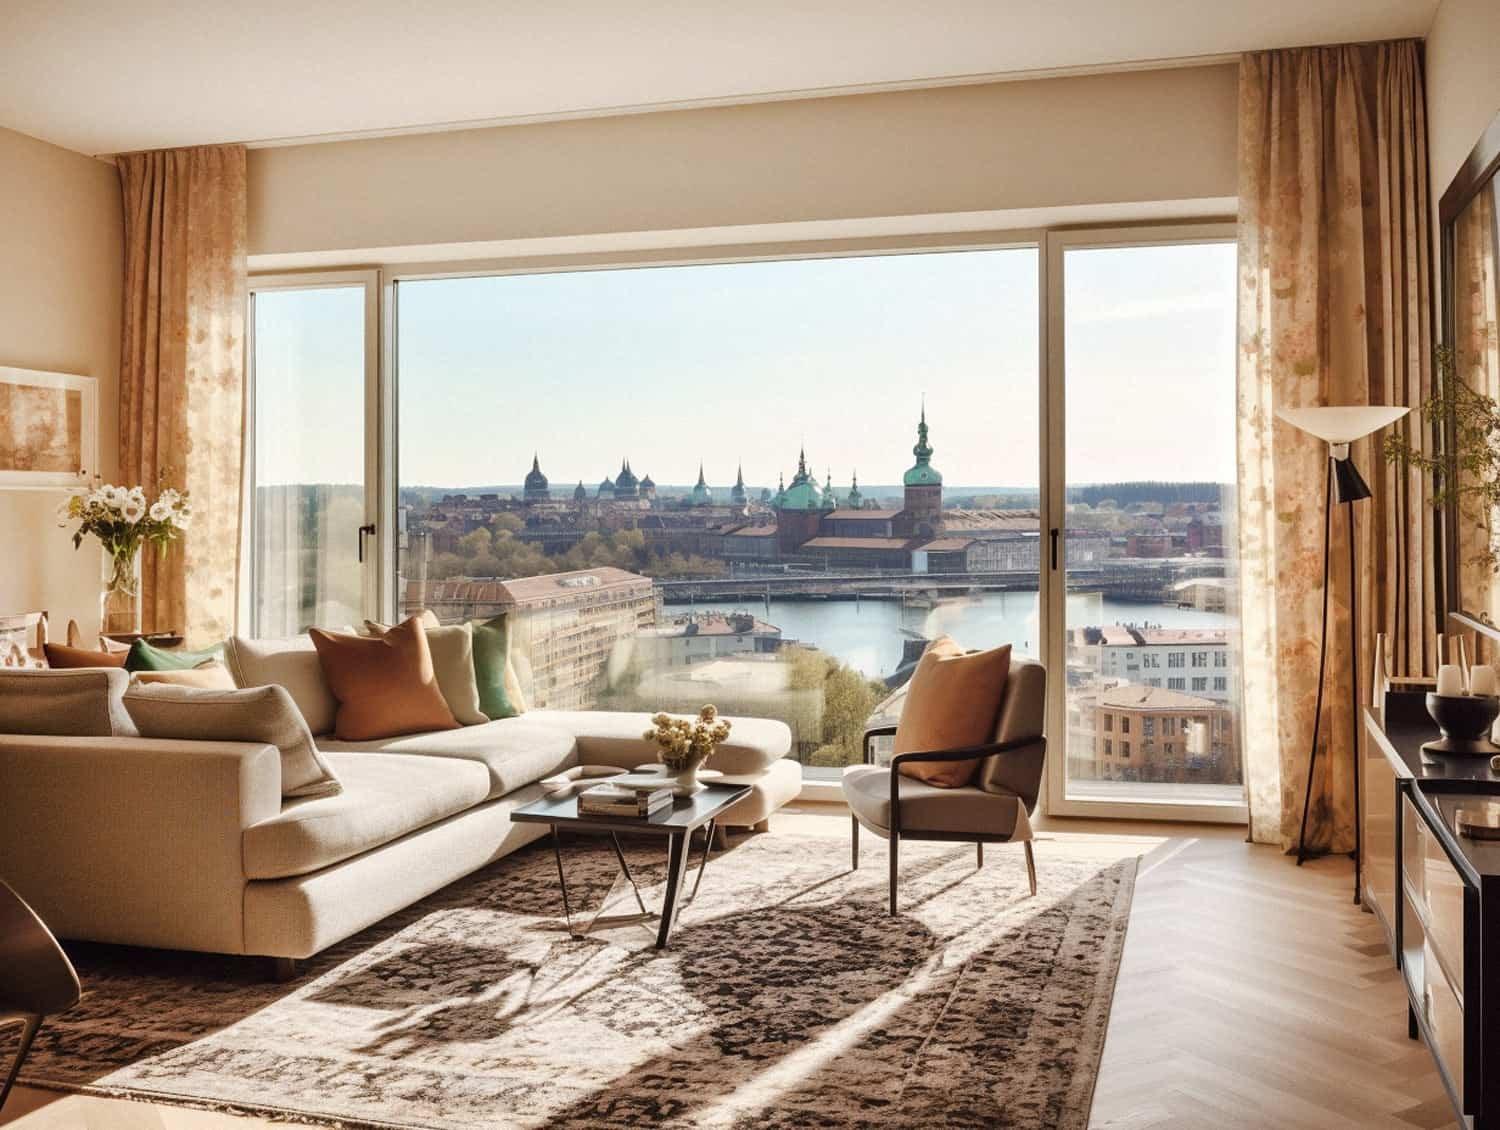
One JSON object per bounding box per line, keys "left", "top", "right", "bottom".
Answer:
{"left": 656, "top": 831, "right": 691, "bottom": 949}
{"left": 610, "top": 832, "right": 651, "bottom": 916}
{"left": 551, "top": 825, "right": 574, "bottom": 934}
{"left": 685, "top": 819, "right": 715, "bottom": 906}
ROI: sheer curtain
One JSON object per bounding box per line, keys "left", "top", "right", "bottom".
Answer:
{"left": 117, "top": 145, "right": 247, "bottom": 647}
{"left": 1236, "top": 40, "right": 1434, "bottom": 848}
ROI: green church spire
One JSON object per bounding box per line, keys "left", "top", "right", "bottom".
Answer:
{"left": 904, "top": 398, "right": 942, "bottom": 486}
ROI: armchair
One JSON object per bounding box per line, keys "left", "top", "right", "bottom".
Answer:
{"left": 842, "top": 656, "right": 1046, "bottom": 914}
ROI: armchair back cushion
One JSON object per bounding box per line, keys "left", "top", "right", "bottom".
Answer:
{"left": 977, "top": 657, "right": 1047, "bottom": 805}
{"left": 0, "top": 668, "right": 138, "bottom": 737}
{"left": 893, "top": 638, "right": 1011, "bottom": 788}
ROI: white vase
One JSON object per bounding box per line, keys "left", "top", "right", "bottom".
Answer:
{"left": 664, "top": 762, "right": 701, "bottom": 796}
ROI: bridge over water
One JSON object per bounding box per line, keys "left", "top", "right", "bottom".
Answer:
{"left": 658, "top": 558, "right": 1227, "bottom": 606}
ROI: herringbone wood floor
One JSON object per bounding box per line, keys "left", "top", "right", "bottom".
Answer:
{"left": 0, "top": 809, "right": 1460, "bottom": 1129}
{"left": 1089, "top": 831, "right": 1459, "bottom": 1130}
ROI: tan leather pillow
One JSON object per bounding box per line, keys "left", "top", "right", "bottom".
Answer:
{"left": 309, "top": 617, "right": 459, "bottom": 741}
{"left": 364, "top": 619, "right": 487, "bottom": 725}
{"left": 43, "top": 642, "right": 128, "bottom": 669}
{"left": 894, "top": 638, "right": 1012, "bottom": 788}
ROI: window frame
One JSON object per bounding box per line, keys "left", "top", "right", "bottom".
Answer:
{"left": 243, "top": 221, "right": 1248, "bottom": 826}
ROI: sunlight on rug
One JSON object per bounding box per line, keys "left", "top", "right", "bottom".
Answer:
{"left": 20, "top": 832, "right": 1141, "bottom": 1129}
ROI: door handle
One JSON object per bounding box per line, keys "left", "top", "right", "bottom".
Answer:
{"left": 357, "top": 523, "right": 376, "bottom": 564}
{"left": 1050, "top": 527, "right": 1059, "bottom": 571}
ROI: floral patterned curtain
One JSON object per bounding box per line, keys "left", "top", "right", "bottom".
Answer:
{"left": 1237, "top": 41, "right": 1434, "bottom": 849}
{"left": 118, "top": 145, "right": 247, "bottom": 647}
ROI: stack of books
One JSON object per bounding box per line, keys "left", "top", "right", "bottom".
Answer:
{"left": 577, "top": 783, "right": 675, "bottom": 818}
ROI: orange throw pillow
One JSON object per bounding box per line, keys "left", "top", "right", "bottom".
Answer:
{"left": 309, "top": 617, "right": 459, "bottom": 741}
{"left": 894, "top": 638, "right": 1012, "bottom": 788}
{"left": 44, "top": 642, "right": 128, "bottom": 669}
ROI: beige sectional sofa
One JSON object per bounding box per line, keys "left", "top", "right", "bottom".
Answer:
{"left": 0, "top": 647, "right": 798, "bottom": 964}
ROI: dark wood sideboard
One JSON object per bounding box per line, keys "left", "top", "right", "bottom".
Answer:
{"left": 1364, "top": 694, "right": 1500, "bottom": 1129}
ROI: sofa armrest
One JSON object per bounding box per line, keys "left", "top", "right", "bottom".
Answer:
{"left": 0, "top": 734, "right": 282, "bottom": 955}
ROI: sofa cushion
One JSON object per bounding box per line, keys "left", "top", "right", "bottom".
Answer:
{"left": 130, "top": 662, "right": 237, "bottom": 690}
{"left": 842, "top": 764, "right": 1024, "bottom": 838}
{"left": 311, "top": 619, "right": 460, "bottom": 741}
{"left": 537, "top": 710, "right": 791, "bottom": 776}
{"left": 123, "top": 682, "right": 342, "bottom": 799}
{"left": 225, "top": 635, "right": 339, "bottom": 736}
{"left": 471, "top": 615, "right": 521, "bottom": 720}
{"left": 42, "top": 642, "right": 127, "bottom": 669}
{"left": 317, "top": 715, "right": 578, "bottom": 799}
{"left": 242, "top": 751, "right": 489, "bottom": 880}
{"left": 0, "top": 668, "right": 138, "bottom": 737}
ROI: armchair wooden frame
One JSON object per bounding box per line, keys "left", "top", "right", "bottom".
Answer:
{"left": 853, "top": 724, "right": 1044, "bottom": 915}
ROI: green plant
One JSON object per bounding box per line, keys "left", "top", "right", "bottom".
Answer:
{"left": 1385, "top": 345, "right": 1500, "bottom": 573}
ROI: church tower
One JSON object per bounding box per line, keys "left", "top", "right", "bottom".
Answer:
{"left": 523, "top": 454, "right": 551, "bottom": 502}
{"left": 900, "top": 402, "right": 943, "bottom": 538}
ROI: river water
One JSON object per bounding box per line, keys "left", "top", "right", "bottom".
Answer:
{"left": 684, "top": 590, "right": 1234, "bottom": 679}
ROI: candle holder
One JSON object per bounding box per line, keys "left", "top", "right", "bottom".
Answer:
{"left": 1422, "top": 693, "right": 1500, "bottom": 757}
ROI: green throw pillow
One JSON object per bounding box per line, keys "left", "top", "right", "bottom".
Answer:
{"left": 125, "top": 638, "right": 224, "bottom": 673}
{"left": 471, "top": 616, "right": 518, "bottom": 720}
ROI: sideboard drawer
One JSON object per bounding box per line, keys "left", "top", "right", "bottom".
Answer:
{"left": 1423, "top": 829, "right": 1466, "bottom": 995}
{"left": 1423, "top": 940, "right": 1466, "bottom": 1109}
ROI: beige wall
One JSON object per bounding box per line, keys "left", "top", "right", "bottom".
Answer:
{"left": 1425, "top": 0, "right": 1500, "bottom": 200}
{"left": 0, "top": 127, "right": 122, "bottom": 641}
{"left": 249, "top": 63, "right": 1239, "bottom": 261}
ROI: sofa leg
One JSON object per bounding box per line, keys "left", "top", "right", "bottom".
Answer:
{"left": 1024, "top": 841, "right": 1037, "bottom": 897}
{"left": 713, "top": 824, "right": 730, "bottom": 851}
{"left": 851, "top": 815, "right": 859, "bottom": 870}
{"left": 889, "top": 834, "right": 899, "bottom": 916}
{"left": 976, "top": 841, "right": 984, "bottom": 869}
{"left": 752, "top": 818, "right": 770, "bottom": 834}
{"left": 269, "top": 957, "right": 300, "bottom": 982}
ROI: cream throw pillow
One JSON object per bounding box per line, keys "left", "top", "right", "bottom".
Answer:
{"left": 364, "top": 619, "right": 487, "bottom": 726}
{"left": 130, "top": 661, "right": 236, "bottom": 690}
{"left": 123, "top": 683, "right": 343, "bottom": 799}
{"left": 224, "top": 635, "right": 339, "bottom": 736}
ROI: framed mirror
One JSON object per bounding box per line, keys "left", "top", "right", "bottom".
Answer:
{"left": 1440, "top": 107, "right": 1500, "bottom": 640}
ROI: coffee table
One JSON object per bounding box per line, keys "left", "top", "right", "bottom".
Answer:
{"left": 511, "top": 782, "right": 751, "bottom": 949}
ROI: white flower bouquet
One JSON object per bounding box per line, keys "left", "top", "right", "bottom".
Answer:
{"left": 644, "top": 704, "right": 733, "bottom": 772}
{"left": 58, "top": 482, "right": 191, "bottom": 630}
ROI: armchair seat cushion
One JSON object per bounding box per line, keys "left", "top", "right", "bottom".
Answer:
{"left": 842, "top": 764, "right": 1027, "bottom": 839}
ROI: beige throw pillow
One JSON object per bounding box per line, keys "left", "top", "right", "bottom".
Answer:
{"left": 0, "top": 668, "right": 139, "bottom": 737}
{"left": 223, "top": 635, "right": 339, "bottom": 736}
{"left": 123, "top": 682, "right": 343, "bottom": 799}
{"left": 130, "top": 661, "right": 237, "bottom": 690}
{"left": 364, "top": 619, "right": 486, "bottom": 726}
{"left": 893, "top": 638, "right": 1012, "bottom": 789}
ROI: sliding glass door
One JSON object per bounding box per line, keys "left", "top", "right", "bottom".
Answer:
{"left": 246, "top": 272, "right": 379, "bottom": 636}
{"left": 1047, "top": 228, "right": 1245, "bottom": 820}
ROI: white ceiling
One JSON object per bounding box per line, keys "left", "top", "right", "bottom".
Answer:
{"left": 3, "top": 0, "right": 1441, "bottom": 156}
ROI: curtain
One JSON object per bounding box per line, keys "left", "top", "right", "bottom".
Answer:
{"left": 118, "top": 145, "right": 247, "bottom": 648}
{"left": 1453, "top": 186, "right": 1500, "bottom": 620}
{"left": 1237, "top": 41, "right": 1434, "bottom": 849}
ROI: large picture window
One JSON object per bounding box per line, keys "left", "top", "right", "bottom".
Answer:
{"left": 394, "top": 250, "right": 1041, "bottom": 777}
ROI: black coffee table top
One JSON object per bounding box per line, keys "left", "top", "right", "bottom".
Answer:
{"left": 511, "top": 782, "right": 751, "bottom": 834}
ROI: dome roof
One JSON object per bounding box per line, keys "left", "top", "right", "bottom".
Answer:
{"left": 523, "top": 454, "right": 550, "bottom": 498}
{"left": 615, "top": 458, "right": 638, "bottom": 491}
{"left": 573, "top": 480, "right": 587, "bottom": 501}
{"left": 778, "top": 448, "right": 828, "bottom": 510}
{"left": 597, "top": 476, "right": 616, "bottom": 497}
{"left": 640, "top": 473, "right": 656, "bottom": 489}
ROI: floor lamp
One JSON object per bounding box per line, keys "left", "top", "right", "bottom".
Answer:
{"left": 1276, "top": 405, "right": 1409, "bottom": 905}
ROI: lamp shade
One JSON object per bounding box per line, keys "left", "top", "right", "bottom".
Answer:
{"left": 1275, "top": 405, "right": 1409, "bottom": 444}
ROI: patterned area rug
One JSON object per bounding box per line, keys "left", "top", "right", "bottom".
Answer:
{"left": 19, "top": 831, "right": 1138, "bottom": 1129}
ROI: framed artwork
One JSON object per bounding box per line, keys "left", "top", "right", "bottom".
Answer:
{"left": 0, "top": 366, "right": 97, "bottom": 489}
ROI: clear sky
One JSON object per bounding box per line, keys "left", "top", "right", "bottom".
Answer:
{"left": 253, "top": 242, "right": 1237, "bottom": 491}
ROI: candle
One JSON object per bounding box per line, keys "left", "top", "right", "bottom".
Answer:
{"left": 1436, "top": 664, "right": 1465, "bottom": 697}
{"left": 1471, "top": 665, "right": 1499, "bottom": 697}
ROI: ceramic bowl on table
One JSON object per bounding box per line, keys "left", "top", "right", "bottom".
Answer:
{"left": 1422, "top": 692, "right": 1500, "bottom": 757}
